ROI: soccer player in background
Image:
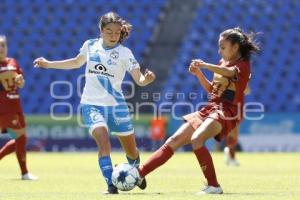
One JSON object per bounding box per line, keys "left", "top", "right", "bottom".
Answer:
{"left": 136, "top": 28, "right": 259, "bottom": 194}
{"left": 0, "top": 35, "right": 38, "bottom": 180}
{"left": 224, "top": 85, "right": 250, "bottom": 166}
{"left": 34, "top": 12, "right": 155, "bottom": 194}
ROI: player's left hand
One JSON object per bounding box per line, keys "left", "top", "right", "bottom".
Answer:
{"left": 15, "top": 74, "right": 25, "bottom": 88}
{"left": 144, "top": 69, "right": 156, "bottom": 84}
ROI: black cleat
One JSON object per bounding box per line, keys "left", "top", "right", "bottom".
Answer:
{"left": 103, "top": 185, "right": 119, "bottom": 194}
{"left": 137, "top": 178, "right": 147, "bottom": 190}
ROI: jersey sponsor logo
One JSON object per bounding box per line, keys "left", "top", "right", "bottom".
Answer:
{"left": 0, "top": 65, "right": 17, "bottom": 71}
{"left": 94, "top": 64, "right": 107, "bottom": 71}
{"left": 88, "top": 64, "right": 114, "bottom": 77}
{"left": 110, "top": 50, "right": 119, "bottom": 59}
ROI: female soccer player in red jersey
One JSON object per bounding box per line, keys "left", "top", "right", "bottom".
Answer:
{"left": 0, "top": 35, "right": 38, "bottom": 180}
{"left": 136, "top": 28, "right": 259, "bottom": 194}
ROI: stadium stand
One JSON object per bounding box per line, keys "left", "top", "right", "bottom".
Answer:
{"left": 0, "top": 0, "right": 300, "bottom": 114}
{"left": 0, "top": 0, "right": 167, "bottom": 114}
{"left": 159, "top": 0, "right": 300, "bottom": 113}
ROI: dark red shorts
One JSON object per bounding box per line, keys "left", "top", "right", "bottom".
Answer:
{"left": 0, "top": 112, "right": 26, "bottom": 132}
{"left": 183, "top": 102, "right": 240, "bottom": 141}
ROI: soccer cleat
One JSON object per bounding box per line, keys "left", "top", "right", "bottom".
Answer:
{"left": 226, "top": 158, "right": 240, "bottom": 166}
{"left": 103, "top": 185, "right": 119, "bottom": 194}
{"left": 224, "top": 147, "right": 240, "bottom": 166}
{"left": 21, "top": 173, "right": 38, "bottom": 180}
{"left": 196, "top": 185, "right": 223, "bottom": 195}
{"left": 135, "top": 167, "right": 147, "bottom": 190}
{"left": 136, "top": 177, "right": 147, "bottom": 190}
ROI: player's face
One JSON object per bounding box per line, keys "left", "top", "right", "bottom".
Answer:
{"left": 101, "top": 23, "right": 122, "bottom": 48}
{"left": 218, "top": 37, "right": 239, "bottom": 62}
{"left": 0, "top": 38, "right": 7, "bottom": 60}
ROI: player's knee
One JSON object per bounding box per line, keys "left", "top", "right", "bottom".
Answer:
{"left": 190, "top": 135, "right": 205, "bottom": 149}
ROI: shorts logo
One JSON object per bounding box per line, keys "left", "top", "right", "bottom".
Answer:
{"left": 90, "top": 111, "right": 103, "bottom": 123}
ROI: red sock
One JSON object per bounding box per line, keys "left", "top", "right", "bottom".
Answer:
{"left": 0, "top": 139, "right": 16, "bottom": 160}
{"left": 226, "top": 137, "right": 237, "bottom": 159}
{"left": 15, "top": 134, "right": 28, "bottom": 175}
{"left": 194, "top": 146, "right": 219, "bottom": 187}
{"left": 139, "top": 144, "right": 174, "bottom": 177}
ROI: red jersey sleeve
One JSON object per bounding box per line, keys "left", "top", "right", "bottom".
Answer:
{"left": 232, "top": 60, "right": 251, "bottom": 105}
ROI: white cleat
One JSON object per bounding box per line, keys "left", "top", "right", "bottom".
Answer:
{"left": 224, "top": 147, "right": 240, "bottom": 166}
{"left": 227, "top": 158, "right": 240, "bottom": 166}
{"left": 21, "top": 173, "right": 38, "bottom": 180}
{"left": 196, "top": 185, "right": 223, "bottom": 195}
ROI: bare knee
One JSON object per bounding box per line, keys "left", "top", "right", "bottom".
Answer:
{"left": 165, "top": 135, "right": 182, "bottom": 150}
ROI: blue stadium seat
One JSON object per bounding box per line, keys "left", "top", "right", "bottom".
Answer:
{"left": 0, "top": 0, "right": 167, "bottom": 114}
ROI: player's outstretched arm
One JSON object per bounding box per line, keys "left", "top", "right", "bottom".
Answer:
{"left": 192, "top": 59, "right": 236, "bottom": 78}
{"left": 33, "top": 54, "right": 86, "bottom": 69}
{"left": 130, "top": 68, "right": 156, "bottom": 86}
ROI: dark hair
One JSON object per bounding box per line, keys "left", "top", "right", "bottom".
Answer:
{"left": 220, "top": 27, "right": 260, "bottom": 60}
{"left": 99, "top": 12, "right": 132, "bottom": 44}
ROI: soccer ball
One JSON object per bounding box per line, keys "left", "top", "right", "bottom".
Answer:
{"left": 111, "top": 163, "right": 139, "bottom": 191}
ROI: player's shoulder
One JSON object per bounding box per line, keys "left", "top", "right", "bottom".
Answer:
{"left": 83, "top": 38, "right": 99, "bottom": 46}
{"left": 116, "top": 44, "right": 133, "bottom": 57}
{"left": 237, "top": 59, "right": 250, "bottom": 69}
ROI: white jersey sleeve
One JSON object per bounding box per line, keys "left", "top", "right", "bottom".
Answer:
{"left": 79, "top": 40, "right": 89, "bottom": 59}
{"left": 123, "top": 49, "right": 140, "bottom": 72}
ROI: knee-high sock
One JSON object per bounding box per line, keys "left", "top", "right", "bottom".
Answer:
{"left": 194, "top": 146, "right": 219, "bottom": 187}
{"left": 15, "top": 134, "right": 28, "bottom": 175}
{"left": 226, "top": 136, "right": 238, "bottom": 159}
{"left": 0, "top": 139, "right": 16, "bottom": 160}
{"left": 138, "top": 144, "right": 174, "bottom": 178}
{"left": 99, "top": 156, "right": 113, "bottom": 186}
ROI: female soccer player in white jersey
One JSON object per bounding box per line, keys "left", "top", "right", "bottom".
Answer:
{"left": 34, "top": 12, "right": 155, "bottom": 194}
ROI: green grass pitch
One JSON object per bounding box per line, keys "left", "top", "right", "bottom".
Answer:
{"left": 0, "top": 152, "right": 299, "bottom": 200}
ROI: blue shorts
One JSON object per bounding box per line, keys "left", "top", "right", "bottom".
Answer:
{"left": 81, "top": 104, "right": 134, "bottom": 136}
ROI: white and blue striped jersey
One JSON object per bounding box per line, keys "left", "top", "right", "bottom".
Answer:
{"left": 79, "top": 38, "right": 140, "bottom": 106}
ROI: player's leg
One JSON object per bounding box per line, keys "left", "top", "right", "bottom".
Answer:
{"left": 92, "top": 127, "right": 117, "bottom": 194}
{"left": 117, "top": 134, "right": 140, "bottom": 166}
{"left": 190, "top": 117, "right": 223, "bottom": 194}
{"left": 224, "top": 125, "right": 239, "bottom": 166}
{"left": 11, "top": 127, "right": 38, "bottom": 180}
{"left": 117, "top": 133, "right": 147, "bottom": 189}
{"left": 81, "top": 104, "right": 117, "bottom": 194}
{"left": 0, "top": 127, "right": 16, "bottom": 160}
{"left": 138, "top": 122, "right": 195, "bottom": 178}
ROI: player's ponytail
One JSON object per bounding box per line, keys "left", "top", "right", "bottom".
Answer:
{"left": 220, "top": 27, "right": 260, "bottom": 60}
{"left": 99, "top": 12, "right": 132, "bottom": 44}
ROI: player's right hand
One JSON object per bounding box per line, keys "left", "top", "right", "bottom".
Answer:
{"left": 33, "top": 57, "right": 49, "bottom": 68}
{"left": 188, "top": 62, "right": 200, "bottom": 75}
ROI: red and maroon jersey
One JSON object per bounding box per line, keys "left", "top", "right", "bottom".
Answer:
{"left": 0, "top": 57, "right": 23, "bottom": 114}
{"left": 209, "top": 58, "right": 251, "bottom": 107}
